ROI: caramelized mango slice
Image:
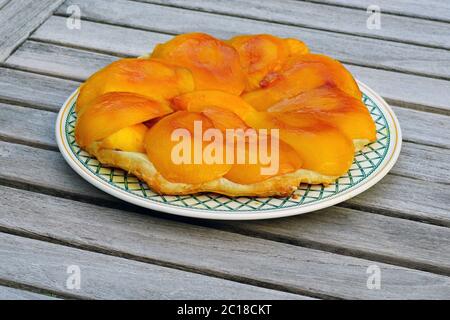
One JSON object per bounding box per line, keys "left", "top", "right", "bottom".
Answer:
{"left": 242, "top": 54, "right": 362, "bottom": 110}
{"left": 224, "top": 135, "right": 303, "bottom": 185}
{"left": 145, "top": 111, "right": 232, "bottom": 184}
{"left": 200, "top": 107, "right": 248, "bottom": 132}
{"left": 75, "top": 92, "right": 173, "bottom": 148}
{"left": 246, "top": 112, "right": 354, "bottom": 176}
{"left": 100, "top": 123, "right": 148, "bottom": 153}
{"left": 285, "top": 38, "right": 310, "bottom": 56}
{"left": 269, "top": 86, "right": 376, "bottom": 142}
{"left": 172, "top": 90, "right": 257, "bottom": 121}
{"left": 151, "top": 33, "right": 246, "bottom": 95}
{"left": 76, "top": 58, "right": 194, "bottom": 113}
{"left": 228, "top": 34, "right": 309, "bottom": 91}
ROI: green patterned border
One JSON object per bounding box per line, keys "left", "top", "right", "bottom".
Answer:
{"left": 64, "top": 94, "right": 390, "bottom": 213}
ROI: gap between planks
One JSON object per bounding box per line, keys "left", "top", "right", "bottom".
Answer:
{"left": 130, "top": 0, "right": 450, "bottom": 51}
{"left": 0, "top": 279, "right": 76, "bottom": 300}
{"left": 0, "top": 0, "right": 66, "bottom": 62}
{"left": 298, "top": 0, "right": 450, "bottom": 24}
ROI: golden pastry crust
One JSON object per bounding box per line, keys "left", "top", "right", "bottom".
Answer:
{"left": 86, "top": 142, "right": 340, "bottom": 197}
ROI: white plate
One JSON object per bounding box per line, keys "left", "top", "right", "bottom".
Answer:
{"left": 56, "top": 81, "right": 402, "bottom": 220}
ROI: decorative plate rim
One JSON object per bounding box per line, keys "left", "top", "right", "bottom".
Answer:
{"left": 56, "top": 80, "right": 402, "bottom": 220}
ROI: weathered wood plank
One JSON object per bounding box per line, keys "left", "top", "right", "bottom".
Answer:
{"left": 392, "top": 143, "right": 450, "bottom": 185}
{"left": 0, "top": 185, "right": 449, "bottom": 299}
{"left": 305, "top": 0, "right": 450, "bottom": 23}
{"left": 0, "top": 232, "right": 304, "bottom": 300}
{"left": 349, "top": 174, "right": 450, "bottom": 226}
{"left": 140, "top": 0, "right": 450, "bottom": 49}
{"left": 31, "top": 16, "right": 169, "bottom": 57}
{"left": 0, "top": 140, "right": 113, "bottom": 202}
{"left": 345, "top": 65, "right": 450, "bottom": 115}
{"left": 0, "top": 67, "right": 78, "bottom": 111}
{"left": 6, "top": 40, "right": 117, "bottom": 82}
{"left": 0, "top": 286, "right": 58, "bottom": 300}
{"left": 217, "top": 205, "right": 450, "bottom": 274}
{"left": 30, "top": 17, "right": 450, "bottom": 114}
{"left": 0, "top": 0, "right": 10, "bottom": 10}
{"left": 393, "top": 107, "right": 450, "bottom": 149}
{"left": 0, "top": 0, "right": 64, "bottom": 61}
{"left": 0, "top": 103, "right": 56, "bottom": 149}
{"left": 56, "top": 0, "right": 450, "bottom": 79}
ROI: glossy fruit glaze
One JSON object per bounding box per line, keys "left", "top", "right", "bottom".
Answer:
{"left": 75, "top": 33, "right": 376, "bottom": 185}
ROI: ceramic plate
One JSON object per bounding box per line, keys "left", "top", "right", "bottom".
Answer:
{"left": 56, "top": 81, "right": 402, "bottom": 220}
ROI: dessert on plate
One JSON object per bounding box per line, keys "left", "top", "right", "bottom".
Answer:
{"left": 75, "top": 33, "right": 376, "bottom": 197}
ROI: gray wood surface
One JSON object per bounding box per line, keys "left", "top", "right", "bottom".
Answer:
{"left": 30, "top": 16, "right": 450, "bottom": 114}
{"left": 0, "top": 0, "right": 64, "bottom": 61}
{"left": 0, "top": 286, "right": 58, "bottom": 300}
{"left": 141, "top": 0, "right": 450, "bottom": 49}
{"left": 0, "top": 185, "right": 449, "bottom": 299}
{"left": 56, "top": 0, "right": 450, "bottom": 79}
{"left": 0, "top": 0, "right": 449, "bottom": 299}
{"left": 0, "top": 0, "right": 9, "bottom": 10}
{"left": 305, "top": 0, "right": 450, "bottom": 23}
{"left": 0, "top": 232, "right": 305, "bottom": 300}
{"left": 0, "top": 103, "right": 56, "bottom": 150}
{"left": 0, "top": 67, "right": 78, "bottom": 111}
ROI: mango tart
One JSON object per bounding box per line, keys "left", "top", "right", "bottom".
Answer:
{"left": 75, "top": 33, "right": 376, "bottom": 197}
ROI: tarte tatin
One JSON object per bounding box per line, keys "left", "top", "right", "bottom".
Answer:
{"left": 75, "top": 33, "right": 376, "bottom": 197}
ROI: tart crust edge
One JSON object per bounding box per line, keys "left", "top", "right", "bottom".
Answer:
{"left": 85, "top": 139, "right": 370, "bottom": 197}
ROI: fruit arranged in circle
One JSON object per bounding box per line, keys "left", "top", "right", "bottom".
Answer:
{"left": 74, "top": 33, "right": 377, "bottom": 196}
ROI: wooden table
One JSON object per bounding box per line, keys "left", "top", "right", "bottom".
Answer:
{"left": 0, "top": 0, "right": 449, "bottom": 300}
